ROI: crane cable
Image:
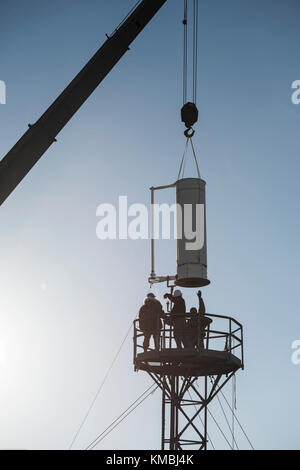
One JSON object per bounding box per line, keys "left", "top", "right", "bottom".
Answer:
{"left": 177, "top": 135, "right": 201, "bottom": 180}
{"left": 193, "top": 0, "right": 199, "bottom": 105}
{"left": 210, "top": 376, "right": 255, "bottom": 450}
{"left": 182, "top": 0, "right": 199, "bottom": 105}
{"left": 179, "top": 1, "right": 201, "bottom": 176}
{"left": 207, "top": 407, "right": 233, "bottom": 449}
{"left": 193, "top": 380, "right": 233, "bottom": 450}
{"left": 111, "top": 0, "right": 142, "bottom": 36}
{"left": 86, "top": 384, "right": 158, "bottom": 450}
{"left": 68, "top": 320, "right": 134, "bottom": 449}
{"left": 177, "top": 138, "right": 189, "bottom": 179}
{"left": 183, "top": 0, "right": 188, "bottom": 105}
{"left": 213, "top": 382, "right": 239, "bottom": 450}
{"left": 181, "top": 1, "right": 199, "bottom": 136}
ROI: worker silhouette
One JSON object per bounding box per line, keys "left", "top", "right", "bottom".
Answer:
{"left": 185, "top": 306, "right": 198, "bottom": 349}
{"left": 164, "top": 289, "right": 186, "bottom": 349}
{"left": 186, "top": 291, "right": 210, "bottom": 349}
{"left": 139, "top": 292, "right": 164, "bottom": 352}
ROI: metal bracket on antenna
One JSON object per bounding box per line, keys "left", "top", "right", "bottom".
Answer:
{"left": 149, "top": 183, "right": 176, "bottom": 285}
{"left": 148, "top": 274, "right": 176, "bottom": 286}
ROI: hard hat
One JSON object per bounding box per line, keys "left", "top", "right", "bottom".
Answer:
{"left": 147, "top": 292, "right": 156, "bottom": 298}
{"left": 173, "top": 289, "right": 182, "bottom": 297}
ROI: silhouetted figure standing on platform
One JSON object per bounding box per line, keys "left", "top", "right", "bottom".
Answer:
{"left": 196, "top": 290, "right": 206, "bottom": 349}
{"left": 164, "top": 290, "right": 186, "bottom": 349}
{"left": 197, "top": 290, "right": 206, "bottom": 315}
{"left": 139, "top": 293, "right": 164, "bottom": 352}
{"left": 186, "top": 290, "right": 209, "bottom": 349}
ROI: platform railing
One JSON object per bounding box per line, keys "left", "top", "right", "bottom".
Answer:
{"left": 133, "top": 312, "right": 244, "bottom": 369}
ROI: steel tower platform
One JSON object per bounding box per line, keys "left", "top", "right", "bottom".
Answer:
{"left": 133, "top": 313, "right": 243, "bottom": 450}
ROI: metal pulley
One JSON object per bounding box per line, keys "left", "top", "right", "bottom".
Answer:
{"left": 181, "top": 102, "right": 198, "bottom": 136}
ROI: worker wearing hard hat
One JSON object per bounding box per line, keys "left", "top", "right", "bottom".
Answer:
{"left": 164, "top": 289, "right": 186, "bottom": 349}
{"left": 138, "top": 292, "right": 164, "bottom": 352}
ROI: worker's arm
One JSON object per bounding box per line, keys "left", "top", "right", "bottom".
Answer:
{"left": 197, "top": 291, "right": 206, "bottom": 315}
{"left": 164, "top": 293, "right": 175, "bottom": 302}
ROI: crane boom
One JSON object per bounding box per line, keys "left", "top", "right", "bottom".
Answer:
{"left": 0, "top": 0, "right": 167, "bottom": 206}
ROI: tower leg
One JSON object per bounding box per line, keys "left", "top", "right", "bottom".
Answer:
{"left": 161, "top": 375, "right": 166, "bottom": 450}
{"left": 170, "top": 375, "right": 175, "bottom": 450}
{"left": 204, "top": 376, "right": 208, "bottom": 450}
{"left": 160, "top": 375, "right": 206, "bottom": 450}
{"left": 148, "top": 369, "right": 236, "bottom": 450}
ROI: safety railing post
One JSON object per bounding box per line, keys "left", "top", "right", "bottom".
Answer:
{"left": 197, "top": 314, "right": 200, "bottom": 350}
{"left": 133, "top": 320, "right": 137, "bottom": 369}
{"left": 206, "top": 318, "right": 210, "bottom": 350}
{"left": 241, "top": 324, "right": 244, "bottom": 369}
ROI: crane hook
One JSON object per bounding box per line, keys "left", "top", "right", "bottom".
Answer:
{"left": 184, "top": 127, "right": 195, "bottom": 138}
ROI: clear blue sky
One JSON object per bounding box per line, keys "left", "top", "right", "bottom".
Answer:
{"left": 0, "top": 0, "right": 300, "bottom": 449}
